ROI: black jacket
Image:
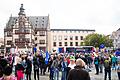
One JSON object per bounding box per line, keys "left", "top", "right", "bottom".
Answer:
{"left": 26, "top": 59, "right": 32, "bottom": 74}
{"left": 67, "top": 66, "right": 90, "bottom": 80}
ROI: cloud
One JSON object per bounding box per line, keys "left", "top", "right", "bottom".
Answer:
{"left": 0, "top": 0, "right": 120, "bottom": 38}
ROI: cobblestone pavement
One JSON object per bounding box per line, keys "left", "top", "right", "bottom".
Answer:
{"left": 13, "top": 68, "right": 118, "bottom": 80}
{"left": 90, "top": 68, "right": 118, "bottom": 80}
{"left": 30, "top": 68, "right": 118, "bottom": 80}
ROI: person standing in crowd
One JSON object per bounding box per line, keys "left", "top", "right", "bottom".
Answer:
{"left": 13, "top": 53, "right": 20, "bottom": 77}
{"left": 117, "top": 61, "right": 120, "bottom": 80}
{"left": 67, "top": 55, "right": 76, "bottom": 78}
{"left": 68, "top": 56, "right": 76, "bottom": 69}
{"left": 94, "top": 54, "right": 100, "bottom": 75}
{"left": 67, "top": 58, "right": 90, "bottom": 80}
{"left": 39, "top": 53, "right": 45, "bottom": 75}
{"left": 49, "top": 56, "right": 55, "bottom": 80}
{"left": 33, "top": 56, "right": 39, "bottom": 80}
{"left": 87, "top": 54, "right": 93, "bottom": 68}
{"left": 16, "top": 57, "right": 25, "bottom": 80}
{"left": 25, "top": 56, "right": 32, "bottom": 80}
{"left": 99, "top": 56, "right": 104, "bottom": 73}
{"left": 51, "top": 55, "right": 62, "bottom": 80}
{"left": 48, "top": 55, "right": 54, "bottom": 72}
{"left": 80, "top": 55, "right": 88, "bottom": 68}
{"left": 111, "top": 55, "right": 117, "bottom": 70}
{"left": 61, "top": 57, "right": 68, "bottom": 80}
{"left": 66, "top": 56, "right": 70, "bottom": 65}
{"left": 104, "top": 57, "right": 112, "bottom": 80}
{"left": 3, "top": 66, "right": 16, "bottom": 80}
{"left": 0, "top": 65, "right": 3, "bottom": 80}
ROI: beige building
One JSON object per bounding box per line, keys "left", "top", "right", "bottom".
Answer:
{"left": 50, "top": 29, "right": 95, "bottom": 53}
{"left": 4, "top": 4, "right": 95, "bottom": 53}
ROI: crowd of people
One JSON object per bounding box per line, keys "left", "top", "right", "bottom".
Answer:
{"left": 0, "top": 50, "right": 120, "bottom": 80}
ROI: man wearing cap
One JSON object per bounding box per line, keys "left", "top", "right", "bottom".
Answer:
{"left": 67, "top": 55, "right": 76, "bottom": 79}
{"left": 68, "top": 55, "right": 76, "bottom": 69}
{"left": 67, "top": 58, "right": 90, "bottom": 80}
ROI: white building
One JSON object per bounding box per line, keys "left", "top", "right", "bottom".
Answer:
{"left": 111, "top": 28, "right": 120, "bottom": 49}
{"left": 50, "top": 29, "right": 95, "bottom": 53}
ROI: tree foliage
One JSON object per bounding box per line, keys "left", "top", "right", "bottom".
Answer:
{"left": 84, "top": 33, "right": 113, "bottom": 47}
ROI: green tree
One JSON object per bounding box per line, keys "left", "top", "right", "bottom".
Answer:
{"left": 84, "top": 33, "right": 113, "bottom": 47}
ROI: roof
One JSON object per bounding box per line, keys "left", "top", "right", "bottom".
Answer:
{"left": 51, "top": 29, "right": 95, "bottom": 31}
{"left": 117, "top": 28, "right": 120, "bottom": 31}
{"left": 6, "top": 16, "right": 49, "bottom": 28}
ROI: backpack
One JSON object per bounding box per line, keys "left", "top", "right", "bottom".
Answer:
{"left": 104, "top": 60, "right": 110, "bottom": 68}
{"left": 94, "top": 58, "right": 99, "bottom": 65}
{"left": 34, "top": 64, "right": 39, "bottom": 70}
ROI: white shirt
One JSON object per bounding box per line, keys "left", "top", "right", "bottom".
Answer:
{"left": 68, "top": 63, "right": 76, "bottom": 69}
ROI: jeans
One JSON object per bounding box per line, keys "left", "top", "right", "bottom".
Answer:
{"left": 26, "top": 73, "right": 31, "bottom": 80}
{"left": 34, "top": 69, "right": 39, "bottom": 80}
{"left": 112, "top": 62, "right": 116, "bottom": 70}
{"left": 117, "top": 72, "right": 120, "bottom": 80}
{"left": 95, "top": 64, "right": 99, "bottom": 74}
{"left": 104, "top": 68, "right": 111, "bottom": 80}
{"left": 53, "top": 68, "right": 59, "bottom": 80}
{"left": 62, "top": 70, "right": 67, "bottom": 80}
{"left": 99, "top": 64, "right": 103, "bottom": 73}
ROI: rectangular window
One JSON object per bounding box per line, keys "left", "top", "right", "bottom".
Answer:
{"left": 80, "top": 36, "right": 83, "bottom": 40}
{"left": 70, "top": 42, "right": 73, "bottom": 46}
{"left": 15, "top": 39, "right": 19, "bottom": 43}
{"left": 35, "top": 31, "right": 37, "bottom": 34}
{"left": 7, "top": 31, "right": 12, "bottom": 36}
{"left": 25, "top": 30, "right": 30, "bottom": 33}
{"left": 39, "top": 40, "right": 45, "bottom": 44}
{"left": 75, "top": 36, "right": 78, "bottom": 40}
{"left": 53, "top": 36, "right": 57, "bottom": 41}
{"left": 7, "top": 40, "right": 12, "bottom": 45}
{"left": 70, "top": 36, "right": 73, "bottom": 40}
{"left": 39, "top": 31, "right": 45, "bottom": 36}
{"left": 15, "top": 30, "right": 19, "bottom": 34}
{"left": 35, "top": 37, "right": 37, "bottom": 40}
{"left": 35, "top": 44, "right": 37, "bottom": 47}
{"left": 58, "top": 36, "right": 62, "bottom": 41}
{"left": 64, "top": 42, "right": 67, "bottom": 46}
{"left": 26, "top": 38, "right": 30, "bottom": 43}
{"left": 75, "top": 42, "right": 78, "bottom": 46}
{"left": 59, "top": 42, "right": 62, "bottom": 46}
{"left": 42, "top": 24, "right": 44, "bottom": 26}
{"left": 53, "top": 42, "right": 56, "bottom": 47}
{"left": 64, "top": 36, "right": 67, "bottom": 40}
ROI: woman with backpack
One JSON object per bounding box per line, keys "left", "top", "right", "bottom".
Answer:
{"left": 94, "top": 54, "right": 100, "bottom": 75}
{"left": 61, "top": 57, "right": 68, "bottom": 80}
{"left": 33, "top": 56, "right": 39, "bottom": 80}
{"left": 104, "top": 57, "right": 112, "bottom": 80}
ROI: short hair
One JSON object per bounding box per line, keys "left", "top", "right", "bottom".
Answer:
{"left": 4, "top": 66, "right": 12, "bottom": 76}
{"left": 76, "top": 58, "right": 85, "bottom": 67}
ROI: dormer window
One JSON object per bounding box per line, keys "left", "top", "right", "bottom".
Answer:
{"left": 42, "top": 24, "right": 44, "bottom": 26}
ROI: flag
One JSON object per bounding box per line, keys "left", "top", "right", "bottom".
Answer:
{"left": 33, "top": 47, "right": 37, "bottom": 54}
{"left": 45, "top": 51, "right": 50, "bottom": 64}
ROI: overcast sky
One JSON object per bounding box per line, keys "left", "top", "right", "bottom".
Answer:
{"left": 0, "top": 0, "right": 120, "bottom": 38}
